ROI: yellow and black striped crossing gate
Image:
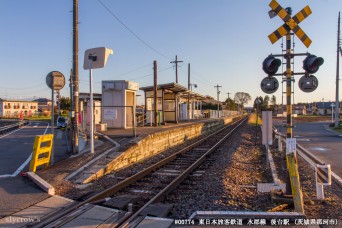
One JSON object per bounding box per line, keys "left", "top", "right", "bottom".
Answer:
{"left": 268, "top": 0, "right": 312, "bottom": 48}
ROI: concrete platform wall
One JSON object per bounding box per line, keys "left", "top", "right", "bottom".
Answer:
{"left": 85, "top": 116, "right": 240, "bottom": 183}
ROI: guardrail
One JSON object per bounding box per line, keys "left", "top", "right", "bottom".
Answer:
{"left": 0, "top": 121, "right": 28, "bottom": 135}
{"left": 273, "top": 127, "right": 342, "bottom": 195}
{"left": 273, "top": 128, "right": 324, "bottom": 165}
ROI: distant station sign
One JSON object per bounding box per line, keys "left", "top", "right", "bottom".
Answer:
{"left": 46, "top": 71, "right": 65, "bottom": 90}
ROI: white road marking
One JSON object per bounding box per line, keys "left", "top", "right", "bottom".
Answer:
{"left": 296, "top": 138, "right": 311, "bottom": 142}
{"left": 309, "top": 147, "right": 328, "bottom": 151}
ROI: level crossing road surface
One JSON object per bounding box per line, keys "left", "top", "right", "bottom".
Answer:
{"left": 276, "top": 121, "right": 342, "bottom": 178}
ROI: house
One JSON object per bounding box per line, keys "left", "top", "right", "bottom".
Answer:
{"left": 33, "top": 98, "right": 52, "bottom": 116}
{"left": 275, "top": 104, "right": 306, "bottom": 116}
{"left": 315, "top": 102, "right": 342, "bottom": 115}
{"left": 293, "top": 105, "right": 307, "bottom": 115}
{"left": 0, "top": 99, "right": 38, "bottom": 118}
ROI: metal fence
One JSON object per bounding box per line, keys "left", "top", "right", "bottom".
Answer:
{"left": 80, "top": 105, "right": 136, "bottom": 137}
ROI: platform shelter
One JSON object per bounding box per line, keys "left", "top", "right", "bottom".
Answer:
{"left": 140, "top": 83, "right": 208, "bottom": 124}
{"left": 140, "top": 83, "right": 189, "bottom": 124}
{"left": 179, "top": 91, "right": 206, "bottom": 120}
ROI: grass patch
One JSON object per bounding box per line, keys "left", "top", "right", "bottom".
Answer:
{"left": 248, "top": 113, "right": 262, "bottom": 126}
{"left": 332, "top": 127, "right": 342, "bottom": 133}
{"left": 26, "top": 117, "right": 51, "bottom": 122}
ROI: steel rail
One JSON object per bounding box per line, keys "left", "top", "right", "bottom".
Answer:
{"left": 119, "top": 116, "right": 248, "bottom": 228}
{"left": 31, "top": 116, "right": 246, "bottom": 228}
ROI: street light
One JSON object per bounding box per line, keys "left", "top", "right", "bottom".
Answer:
{"left": 189, "top": 84, "right": 197, "bottom": 119}
{"left": 83, "top": 47, "right": 113, "bottom": 153}
{"left": 331, "top": 103, "right": 336, "bottom": 123}
{"left": 189, "top": 83, "right": 197, "bottom": 90}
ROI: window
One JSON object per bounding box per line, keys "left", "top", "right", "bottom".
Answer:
{"left": 164, "top": 100, "right": 175, "bottom": 111}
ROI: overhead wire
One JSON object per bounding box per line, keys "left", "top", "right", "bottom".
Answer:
{"left": 78, "top": 66, "right": 173, "bottom": 85}
{"left": 0, "top": 83, "right": 47, "bottom": 90}
{"left": 179, "top": 68, "right": 215, "bottom": 87}
{"left": 97, "top": 0, "right": 171, "bottom": 60}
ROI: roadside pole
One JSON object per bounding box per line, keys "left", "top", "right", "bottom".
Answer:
{"left": 51, "top": 88, "right": 55, "bottom": 165}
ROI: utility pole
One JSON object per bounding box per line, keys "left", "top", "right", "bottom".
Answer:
{"left": 335, "top": 12, "right": 340, "bottom": 127}
{"left": 214, "top": 84, "right": 222, "bottom": 118}
{"left": 187, "top": 63, "right": 191, "bottom": 120}
{"left": 72, "top": 0, "right": 79, "bottom": 154}
{"left": 226, "top": 92, "right": 231, "bottom": 100}
{"left": 69, "top": 69, "right": 74, "bottom": 151}
{"left": 153, "top": 61, "right": 158, "bottom": 126}
{"left": 170, "top": 55, "right": 183, "bottom": 83}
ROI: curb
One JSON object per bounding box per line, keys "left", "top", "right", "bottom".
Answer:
{"left": 26, "top": 172, "right": 55, "bottom": 195}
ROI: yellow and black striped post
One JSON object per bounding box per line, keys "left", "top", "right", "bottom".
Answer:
{"left": 268, "top": 0, "right": 306, "bottom": 213}
{"left": 284, "top": 20, "right": 304, "bottom": 214}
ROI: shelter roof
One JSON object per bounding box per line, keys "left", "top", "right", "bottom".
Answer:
{"left": 140, "top": 82, "right": 188, "bottom": 93}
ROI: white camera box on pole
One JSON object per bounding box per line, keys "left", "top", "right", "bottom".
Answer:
{"left": 102, "top": 80, "right": 139, "bottom": 129}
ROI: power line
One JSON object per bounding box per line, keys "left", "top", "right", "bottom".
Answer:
{"left": 127, "top": 66, "right": 173, "bottom": 80}
{"left": 78, "top": 66, "right": 173, "bottom": 84}
{"left": 97, "top": 0, "right": 171, "bottom": 60}
{"left": 114, "top": 63, "right": 152, "bottom": 78}
{"left": 0, "top": 83, "right": 46, "bottom": 90}
{"left": 179, "top": 68, "right": 214, "bottom": 87}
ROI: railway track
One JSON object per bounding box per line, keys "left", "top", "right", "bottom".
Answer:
{"left": 31, "top": 116, "right": 248, "bottom": 228}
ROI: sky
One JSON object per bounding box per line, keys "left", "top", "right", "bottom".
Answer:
{"left": 0, "top": 0, "right": 341, "bottom": 106}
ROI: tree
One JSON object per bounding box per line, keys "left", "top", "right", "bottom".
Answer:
{"left": 271, "top": 95, "right": 276, "bottom": 106}
{"left": 225, "top": 98, "right": 238, "bottom": 110}
{"left": 234, "top": 92, "right": 251, "bottom": 108}
{"left": 270, "top": 95, "right": 277, "bottom": 111}
{"left": 60, "top": 96, "right": 71, "bottom": 110}
{"left": 262, "top": 95, "right": 270, "bottom": 110}
{"left": 253, "top": 96, "right": 263, "bottom": 111}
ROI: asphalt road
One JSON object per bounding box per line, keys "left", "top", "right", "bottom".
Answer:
{"left": 0, "top": 121, "right": 71, "bottom": 217}
{"left": 0, "top": 121, "right": 70, "bottom": 177}
{"left": 278, "top": 121, "right": 342, "bottom": 178}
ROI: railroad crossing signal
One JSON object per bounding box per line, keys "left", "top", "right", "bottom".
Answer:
{"left": 260, "top": 77, "right": 279, "bottom": 94}
{"left": 268, "top": 0, "right": 312, "bottom": 48}
{"left": 298, "top": 75, "right": 319, "bottom": 93}
{"left": 303, "top": 54, "right": 324, "bottom": 74}
{"left": 262, "top": 55, "right": 281, "bottom": 76}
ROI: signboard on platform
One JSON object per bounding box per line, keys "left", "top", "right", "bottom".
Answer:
{"left": 103, "top": 108, "right": 117, "bottom": 120}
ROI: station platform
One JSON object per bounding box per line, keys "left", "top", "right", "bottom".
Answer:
{"left": 101, "top": 118, "right": 213, "bottom": 138}
{"left": 68, "top": 116, "right": 238, "bottom": 184}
